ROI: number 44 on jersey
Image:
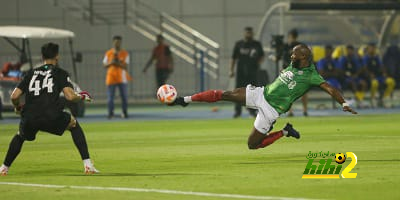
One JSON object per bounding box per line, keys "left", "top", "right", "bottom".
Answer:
{"left": 29, "top": 73, "right": 54, "bottom": 96}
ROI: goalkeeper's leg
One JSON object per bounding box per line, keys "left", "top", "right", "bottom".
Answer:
{"left": 67, "top": 116, "right": 99, "bottom": 174}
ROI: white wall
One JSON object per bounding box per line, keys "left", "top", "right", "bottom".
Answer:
{"left": 0, "top": 0, "right": 279, "bottom": 100}
{"left": 0, "top": 0, "right": 276, "bottom": 54}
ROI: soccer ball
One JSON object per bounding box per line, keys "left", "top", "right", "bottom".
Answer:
{"left": 335, "top": 153, "right": 346, "bottom": 164}
{"left": 157, "top": 84, "right": 177, "bottom": 104}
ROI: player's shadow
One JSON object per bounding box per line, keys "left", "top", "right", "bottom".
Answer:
{"left": 64, "top": 172, "right": 209, "bottom": 177}
{"left": 15, "top": 168, "right": 209, "bottom": 177}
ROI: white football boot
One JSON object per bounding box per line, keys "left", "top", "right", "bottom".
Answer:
{"left": 83, "top": 159, "right": 99, "bottom": 174}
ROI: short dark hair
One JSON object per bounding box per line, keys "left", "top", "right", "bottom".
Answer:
{"left": 288, "top": 29, "right": 298, "bottom": 38}
{"left": 41, "top": 42, "right": 59, "bottom": 59}
{"left": 244, "top": 27, "right": 253, "bottom": 32}
{"left": 113, "top": 35, "right": 122, "bottom": 40}
{"left": 156, "top": 34, "right": 163, "bottom": 40}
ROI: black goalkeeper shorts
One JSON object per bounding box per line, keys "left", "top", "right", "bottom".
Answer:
{"left": 19, "top": 112, "right": 71, "bottom": 141}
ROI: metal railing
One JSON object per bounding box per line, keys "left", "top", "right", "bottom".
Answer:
{"left": 51, "top": 0, "right": 221, "bottom": 91}
{"left": 52, "top": 0, "right": 128, "bottom": 25}
{"left": 130, "top": 0, "right": 220, "bottom": 81}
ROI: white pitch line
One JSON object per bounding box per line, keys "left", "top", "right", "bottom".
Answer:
{"left": 0, "top": 182, "right": 315, "bottom": 200}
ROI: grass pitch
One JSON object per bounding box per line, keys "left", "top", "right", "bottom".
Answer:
{"left": 0, "top": 113, "right": 399, "bottom": 200}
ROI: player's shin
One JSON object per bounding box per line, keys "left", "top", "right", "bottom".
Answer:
{"left": 184, "top": 90, "right": 223, "bottom": 103}
{"left": 355, "top": 91, "right": 365, "bottom": 101}
{"left": 256, "top": 130, "right": 284, "bottom": 149}
{"left": 69, "top": 122, "right": 99, "bottom": 173}
{"left": 370, "top": 79, "right": 379, "bottom": 99}
{"left": 3, "top": 134, "right": 25, "bottom": 167}
{"left": 384, "top": 78, "right": 395, "bottom": 98}
{"left": 70, "top": 122, "right": 90, "bottom": 160}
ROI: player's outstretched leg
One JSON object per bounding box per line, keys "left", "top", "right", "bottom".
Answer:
{"left": 171, "top": 88, "right": 246, "bottom": 107}
{"left": 0, "top": 134, "right": 25, "bottom": 176}
{"left": 67, "top": 116, "right": 99, "bottom": 174}
{"left": 247, "top": 123, "right": 300, "bottom": 150}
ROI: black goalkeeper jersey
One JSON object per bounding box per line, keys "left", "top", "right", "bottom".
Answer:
{"left": 17, "top": 64, "right": 73, "bottom": 118}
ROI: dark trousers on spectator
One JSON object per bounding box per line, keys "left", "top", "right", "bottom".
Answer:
{"left": 235, "top": 67, "right": 258, "bottom": 117}
{"left": 156, "top": 68, "right": 170, "bottom": 87}
{"left": 107, "top": 83, "right": 128, "bottom": 116}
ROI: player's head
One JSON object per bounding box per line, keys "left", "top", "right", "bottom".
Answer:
{"left": 325, "top": 45, "right": 333, "bottom": 58}
{"left": 244, "top": 27, "right": 254, "bottom": 41}
{"left": 291, "top": 44, "right": 311, "bottom": 68}
{"left": 346, "top": 45, "right": 355, "bottom": 56}
{"left": 41, "top": 42, "right": 59, "bottom": 61}
{"left": 156, "top": 34, "right": 164, "bottom": 44}
{"left": 288, "top": 29, "right": 298, "bottom": 43}
{"left": 366, "top": 43, "right": 376, "bottom": 56}
{"left": 113, "top": 35, "right": 122, "bottom": 50}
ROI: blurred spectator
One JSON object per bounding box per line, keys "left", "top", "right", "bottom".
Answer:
{"left": 0, "top": 60, "right": 24, "bottom": 120}
{"left": 317, "top": 45, "right": 342, "bottom": 90}
{"left": 361, "top": 43, "right": 396, "bottom": 108}
{"left": 229, "top": 27, "right": 264, "bottom": 118}
{"left": 282, "top": 29, "right": 302, "bottom": 68}
{"left": 103, "top": 35, "right": 132, "bottom": 119}
{"left": 338, "top": 45, "right": 368, "bottom": 107}
{"left": 317, "top": 45, "right": 342, "bottom": 108}
{"left": 143, "top": 34, "right": 174, "bottom": 87}
{"left": 282, "top": 28, "right": 308, "bottom": 117}
{"left": 383, "top": 44, "right": 400, "bottom": 87}
{"left": 1, "top": 62, "right": 22, "bottom": 80}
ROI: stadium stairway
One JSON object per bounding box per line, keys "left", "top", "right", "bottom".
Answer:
{"left": 51, "top": 0, "right": 220, "bottom": 81}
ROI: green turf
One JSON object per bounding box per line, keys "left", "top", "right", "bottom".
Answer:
{"left": 1, "top": 114, "right": 400, "bottom": 200}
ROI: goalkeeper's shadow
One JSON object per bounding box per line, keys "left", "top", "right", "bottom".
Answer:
{"left": 63, "top": 172, "right": 210, "bottom": 177}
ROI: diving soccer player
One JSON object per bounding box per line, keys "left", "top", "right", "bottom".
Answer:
{"left": 171, "top": 44, "right": 357, "bottom": 149}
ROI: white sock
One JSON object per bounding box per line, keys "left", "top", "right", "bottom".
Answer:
{"left": 0, "top": 164, "right": 8, "bottom": 169}
{"left": 83, "top": 159, "right": 93, "bottom": 166}
{"left": 282, "top": 130, "right": 288, "bottom": 136}
{"left": 184, "top": 96, "right": 192, "bottom": 103}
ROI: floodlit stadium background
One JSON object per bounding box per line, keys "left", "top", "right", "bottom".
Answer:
{"left": 1, "top": 0, "right": 399, "bottom": 104}
{"left": 1, "top": 1, "right": 400, "bottom": 199}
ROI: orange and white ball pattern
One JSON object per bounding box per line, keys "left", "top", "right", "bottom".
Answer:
{"left": 157, "top": 84, "right": 177, "bottom": 104}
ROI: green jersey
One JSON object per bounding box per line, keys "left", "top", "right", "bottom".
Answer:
{"left": 264, "top": 63, "right": 325, "bottom": 114}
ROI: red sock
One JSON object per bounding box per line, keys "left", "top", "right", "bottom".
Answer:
{"left": 256, "top": 130, "right": 284, "bottom": 149}
{"left": 191, "top": 90, "right": 223, "bottom": 103}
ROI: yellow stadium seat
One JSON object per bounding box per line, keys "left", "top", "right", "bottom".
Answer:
{"left": 311, "top": 46, "right": 325, "bottom": 62}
